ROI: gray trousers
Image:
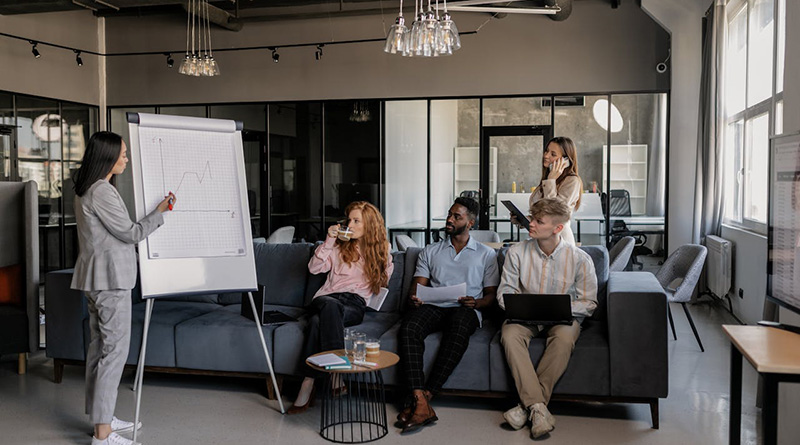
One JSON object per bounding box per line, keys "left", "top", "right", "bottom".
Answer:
{"left": 85, "top": 289, "right": 131, "bottom": 425}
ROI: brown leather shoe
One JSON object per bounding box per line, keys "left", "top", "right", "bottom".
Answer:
{"left": 397, "top": 404, "right": 415, "bottom": 424}
{"left": 401, "top": 394, "right": 438, "bottom": 433}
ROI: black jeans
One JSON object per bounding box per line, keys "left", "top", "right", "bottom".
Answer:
{"left": 398, "top": 304, "right": 480, "bottom": 395}
{"left": 301, "top": 292, "right": 366, "bottom": 377}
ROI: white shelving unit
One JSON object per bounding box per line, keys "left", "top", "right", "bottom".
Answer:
{"left": 453, "top": 146, "right": 497, "bottom": 201}
{"left": 602, "top": 144, "right": 648, "bottom": 215}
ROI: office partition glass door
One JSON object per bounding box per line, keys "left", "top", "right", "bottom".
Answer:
{"left": 1, "top": 92, "right": 13, "bottom": 182}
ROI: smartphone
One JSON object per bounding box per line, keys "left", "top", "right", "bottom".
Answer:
{"left": 549, "top": 157, "right": 571, "bottom": 170}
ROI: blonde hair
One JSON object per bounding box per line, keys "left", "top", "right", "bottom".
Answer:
{"left": 539, "top": 136, "right": 583, "bottom": 210}
{"left": 530, "top": 198, "right": 571, "bottom": 225}
{"left": 337, "top": 201, "right": 391, "bottom": 295}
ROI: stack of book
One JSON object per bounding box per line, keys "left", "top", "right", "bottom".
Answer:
{"left": 308, "top": 353, "right": 352, "bottom": 370}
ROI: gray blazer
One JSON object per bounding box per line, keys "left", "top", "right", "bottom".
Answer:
{"left": 71, "top": 180, "right": 164, "bottom": 291}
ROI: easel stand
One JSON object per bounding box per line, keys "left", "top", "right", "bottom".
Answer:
{"left": 132, "top": 292, "right": 285, "bottom": 443}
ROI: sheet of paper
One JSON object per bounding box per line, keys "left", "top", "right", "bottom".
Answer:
{"left": 417, "top": 282, "right": 466, "bottom": 307}
{"left": 367, "top": 287, "right": 389, "bottom": 311}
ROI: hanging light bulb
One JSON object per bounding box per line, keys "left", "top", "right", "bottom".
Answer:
{"left": 384, "top": 0, "right": 409, "bottom": 54}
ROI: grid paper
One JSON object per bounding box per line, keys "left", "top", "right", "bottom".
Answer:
{"left": 138, "top": 126, "right": 246, "bottom": 259}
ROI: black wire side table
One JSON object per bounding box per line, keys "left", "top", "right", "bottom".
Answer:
{"left": 307, "top": 350, "right": 399, "bottom": 443}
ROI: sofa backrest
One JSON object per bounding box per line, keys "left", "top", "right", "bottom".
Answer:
{"left": 254, "top": 242, "right": 313, "bottom": 307}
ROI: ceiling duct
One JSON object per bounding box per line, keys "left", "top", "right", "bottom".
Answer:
{"left": 181, "top": 1, "right": 242, "bottom": 31}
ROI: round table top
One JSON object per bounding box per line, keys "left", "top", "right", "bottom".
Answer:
{"left": 306, "top": 349, "right": 399, "bottom": 374}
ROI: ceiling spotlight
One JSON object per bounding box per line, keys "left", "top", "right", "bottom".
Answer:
{"left": 271, "top": 48, "right": 280, "bottom": 63}
{"left": 165, "top": 53, "right": 174, "bottom": 68}
{"left": 30, "top": 41, "right": 40, "bottom": 59}
{"left": 315, "top": 45, "right": 324, "bottom": 61}
{"left": 74, "top": 50, "right": 83, "bottom": 67}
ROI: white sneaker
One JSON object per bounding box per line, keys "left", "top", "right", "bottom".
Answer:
{"left": 503, "top": 404, "right": 529, "bottom": 431}
{"left": 91, "top": 432, "right": 141, "bottom": 445}
{"left": 529, "top": 403, "right": 555, "bottom": 439}
{"left": 111, "top": 416, "right": 142, "bottom": 433}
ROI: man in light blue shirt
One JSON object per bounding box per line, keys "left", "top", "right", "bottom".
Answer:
{"left": 397, "top": 198, "right": 500, "bottom": 433}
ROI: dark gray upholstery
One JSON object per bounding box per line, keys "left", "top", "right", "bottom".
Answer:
{"left": 45, "top": 240, "right": 668, "bottom": 422}
{"left": 0, "top": 181, "right": 39, "bottom": 356}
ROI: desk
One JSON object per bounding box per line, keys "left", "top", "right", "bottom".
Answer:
{"left": 573, "top": 215, "right": 666, "bottom": 243}
{"left": 387, "top": 220, "right": 441, "bottom": 245}
{"left": 723, "top": 325, "right": 800, "bottom": 445}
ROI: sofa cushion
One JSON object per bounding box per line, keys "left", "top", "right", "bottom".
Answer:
{"left": 255, "top": 242, "right": 313, "bottom": 308}
{"left": 122, "top": 301, "right": 223, "bottom": 367}
{"left": 174, "top": 305, "right": 284, "bottom": 373}
{"left": 380, "top": 316, "right": 499, "bottom": 390}
{"left": 381, "top": 252, "right": 405, "bottom": 312}
{"left": 489, "top": 319, "right": 610, "bottom": 396}
{"left": 400, "top": 248, "right": 423, "bottom": 313}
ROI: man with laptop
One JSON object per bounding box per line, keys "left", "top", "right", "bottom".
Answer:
{"left": 497, "top": 198, "right": 597, "bottom": 439}
{"left": 397, "top": 197, "right": 500, "bottom": 433}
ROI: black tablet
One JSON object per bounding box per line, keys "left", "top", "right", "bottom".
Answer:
{"left": 501, "top": 200, "right": 530, "bottom": 231}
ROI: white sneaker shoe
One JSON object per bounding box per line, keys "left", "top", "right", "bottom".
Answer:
{"left": 91, "top": 432, "right": 141, "bottom": 445}
{"left": 503, "top": 404, "right": 529, "bottom": 431}
{"left": 110, "top": 416, "right": 142, "bottom": 433}
{"left": 529, "top": 403, "right": 555, "bottom": 439}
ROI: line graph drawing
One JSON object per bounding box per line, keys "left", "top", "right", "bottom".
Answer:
{"left": 139, "top": 127, "right": 246, "bottom": 259}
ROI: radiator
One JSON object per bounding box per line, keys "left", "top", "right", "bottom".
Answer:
{"left": 706, "top": 235, "right": 734, "bottom": 297}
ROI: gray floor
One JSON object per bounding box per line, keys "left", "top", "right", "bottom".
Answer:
{"left": 1, "top": 299, "right": 759, "bottom": 445}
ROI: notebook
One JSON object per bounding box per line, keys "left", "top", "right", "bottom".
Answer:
{"left": 503, "top": 293, "right": 573, "bottom": 326}
{"left": 307, "top": 353, "right": 347, "bottom": 368}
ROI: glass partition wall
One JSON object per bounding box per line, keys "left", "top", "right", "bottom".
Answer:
{"left": 1, "top": 90, "right": 99, "bottom": 276}
{"left": 108, "top": 92, "right": 668, "bottom": 261}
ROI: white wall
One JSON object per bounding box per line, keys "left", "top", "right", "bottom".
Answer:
{"left": 0, "top": 11, "right": 101, "bottom": 105}
{"left": 641, "top": 0, "right": 707, "bottom": 253}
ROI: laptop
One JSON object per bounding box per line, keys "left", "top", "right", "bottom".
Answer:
{"left": 503, "top": 293, "right": 574, "bottom": 326}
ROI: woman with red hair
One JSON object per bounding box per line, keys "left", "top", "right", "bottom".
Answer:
{"left": 288, "top": 201, "right": 394, "bottom": 414}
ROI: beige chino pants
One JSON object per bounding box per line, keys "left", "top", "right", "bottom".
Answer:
{"left": 501, "top": 320, "right": 581, "bottom": 408}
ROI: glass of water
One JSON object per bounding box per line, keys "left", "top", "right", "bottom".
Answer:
{"left": 344, "top": 328, "right": 355, "bottom": 358}
{"left": 353, "top": 332, "right": 367, "bottom": 362}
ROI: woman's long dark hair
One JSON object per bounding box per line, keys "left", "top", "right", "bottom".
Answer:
{"left": 73, "top": 131, "right": 123, "bottom": 196}
{"left": 539, "top": 136, "right": 583, "bottom": 210}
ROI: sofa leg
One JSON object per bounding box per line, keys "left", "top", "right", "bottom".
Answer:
{"left": 18, "top": 353, "right": 27, "bottom": 375}
{"left": 266, "top": 376, "right": 283, "bottom": 400}
{"left": 649, "top": 399, "right": 659, "bottom": 429}
{"left": 54, "top": 359, "right": 64, "bottom": 383}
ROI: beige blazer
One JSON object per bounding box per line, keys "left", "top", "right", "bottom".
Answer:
{"left": 528, "top": 176, "right": 582, "bottom": 246}
{"left": 71, "top": 180, "right": 164, "bottom": 291}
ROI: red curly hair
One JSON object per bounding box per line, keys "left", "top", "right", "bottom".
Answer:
{"left": 336, "top": 201, "right": 391, "bottom": 295}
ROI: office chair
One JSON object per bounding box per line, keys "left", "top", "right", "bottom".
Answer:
{"left": 656, "top": 244, "right": 708, "bottom": 352}
{"left": 603, "top": 189, "right": 652, "bottom": 270}
{"left": 394, "top": 235, "right": 419, "bottom": 252}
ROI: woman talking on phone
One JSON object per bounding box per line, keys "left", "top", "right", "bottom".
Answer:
{"left": 71, "top": 132, "right": 176, "bottom": 445}
{"left": 288, "top": 201, "right": 394, "bottom": 414}
{"left": 524, "top": 136, "right": 583, "bottom": 245}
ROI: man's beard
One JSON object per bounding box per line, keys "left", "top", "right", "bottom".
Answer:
{"left": 445, "top": 224, "right": 467, "bottom": 236}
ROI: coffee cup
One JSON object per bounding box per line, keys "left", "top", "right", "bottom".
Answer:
{"left": 366, "top": 339, "right": 380, "bottom": 359}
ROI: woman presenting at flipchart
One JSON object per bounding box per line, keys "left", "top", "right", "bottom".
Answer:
{"left": 71, "top": 131, "right": 176, "bottom": 445}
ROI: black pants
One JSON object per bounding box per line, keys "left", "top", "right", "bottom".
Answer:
{"left": 398, "top": 304, "right": 480, "bottom": 395}
{"left": 301, "top": 292, "right": 366, "bottom": 377}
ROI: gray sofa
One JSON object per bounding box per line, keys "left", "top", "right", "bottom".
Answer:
{"left": 46, "top": 241, "right": 668, "bottom": 427}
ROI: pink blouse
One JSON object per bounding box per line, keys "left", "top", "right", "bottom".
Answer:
{"left": 308, "top": 236, "right": 395, "bottom": 305}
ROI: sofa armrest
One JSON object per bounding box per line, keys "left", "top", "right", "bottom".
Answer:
{"left": 607, "top": 271, "right": 668, "bottom": 398}
{"left": 45, "top": 270, "right": 88, "bottom": 361}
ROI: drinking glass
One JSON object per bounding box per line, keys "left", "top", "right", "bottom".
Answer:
{"left": 353, "top": 333, "right": 367, "bottom": 362}
{"left": 344, "top": 328, "right": 355, "bottom": 358}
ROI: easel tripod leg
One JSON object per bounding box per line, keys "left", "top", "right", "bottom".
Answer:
{"left": 133, "top": 298, "right": 154, "bottom": 444}
{"left": 248, "top": 291, "right": 285, "bottom": 414}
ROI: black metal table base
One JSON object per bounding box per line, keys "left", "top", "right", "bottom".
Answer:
{"left": 320, "top": 370, "right": 388, "bottom": 443}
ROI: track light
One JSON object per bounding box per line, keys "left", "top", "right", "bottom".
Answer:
{"left": 30, "top": 41, "right": 40, "bottom": 59}
{"left": 74, "top": 50, "right": 83, "bottom": 66}
{"left": 271, "top": 48, "right": 280, "bottom": 63}
{"left": 315, "top": 45, "right": 324, "bottom": 61}
{"left": 165, "top": 53, "right": 174, "bottom": 68}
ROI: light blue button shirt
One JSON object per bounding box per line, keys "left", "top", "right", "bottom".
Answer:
{"left": 414, "top": 235, "right": 500, "bottom": 325}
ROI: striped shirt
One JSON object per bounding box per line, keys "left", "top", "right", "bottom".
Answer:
{"left": 497, "top": 238, "right": 598, "bottom": 323}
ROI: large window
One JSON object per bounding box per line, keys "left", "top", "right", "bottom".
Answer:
{"left": 723, "top": 0, "right": 785, "bottom": 232}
